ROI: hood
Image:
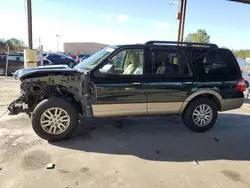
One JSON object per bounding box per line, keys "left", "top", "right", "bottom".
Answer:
{"left": 14, "top": 65, "right": 77, "bottom": 80}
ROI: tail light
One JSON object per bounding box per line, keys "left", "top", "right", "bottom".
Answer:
{"left": 236, "top": 78, "right": 246, "bottom": 92}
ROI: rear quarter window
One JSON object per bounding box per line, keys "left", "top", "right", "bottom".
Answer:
{"left": 187, "top": 48, "right": 240, "bottom": 76}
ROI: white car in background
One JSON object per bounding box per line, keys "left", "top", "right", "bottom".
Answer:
{"left": 237, "top": 58, "right": 250, "bottom": 98}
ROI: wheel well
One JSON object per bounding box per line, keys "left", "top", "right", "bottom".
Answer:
{"left": 57, "top": 90, "right": 83, "bottom": 114}
{"left": 184, "top": 94, "right": 222, "bottom": 112}
{"left": 28, "top": 88, "right": 84, "bottom": 114}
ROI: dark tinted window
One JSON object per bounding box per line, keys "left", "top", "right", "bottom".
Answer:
{"left": 151, "top": 48, "right": 190, "bottom": 76}
{"left": 48, "top": 54, "right": 60, "bottom": 58}
{"left": 78, "top": 54, "right": 85, "bottom": 58}
{"left": 188, "top": 48, "right": 239, "bottom": 75}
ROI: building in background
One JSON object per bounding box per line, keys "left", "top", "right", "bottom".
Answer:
{"left": 63, "top": 42, "right": 108, "bottom": 55}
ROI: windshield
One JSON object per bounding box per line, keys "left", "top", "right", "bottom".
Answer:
{"left": 74, "top": 46, "right": 116, "bottom": 70}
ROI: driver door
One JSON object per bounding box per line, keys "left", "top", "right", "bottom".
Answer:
{"left": 90, "top": 47, "right": 149, "bottom": 117}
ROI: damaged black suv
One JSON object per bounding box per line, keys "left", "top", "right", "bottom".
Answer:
{"left": 8, "top": 41, "right": 246, "bottom": 141}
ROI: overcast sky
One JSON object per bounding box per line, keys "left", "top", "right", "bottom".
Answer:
{"left": 0, "top": 0, "right": 249, "bottom": 51}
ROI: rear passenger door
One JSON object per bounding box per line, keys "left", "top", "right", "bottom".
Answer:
{"left": 147, "top": 46, "right": 195, "bottom": 115}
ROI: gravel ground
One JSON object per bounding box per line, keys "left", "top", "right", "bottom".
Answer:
{"left": 0, "top": 77, "right": 250, "bottom": 188}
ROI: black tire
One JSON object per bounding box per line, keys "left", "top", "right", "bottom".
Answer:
{"left": 0, "top": 67, "right": 5, "bottom": 76}
{"left": 31, "top": 98, "right": 79, "bottom": 141}
{"left": 182, "top": 98, "right": 218, "bottom": 132}
{"left": 68, "top": 61, "right": 75, "bottom": 68}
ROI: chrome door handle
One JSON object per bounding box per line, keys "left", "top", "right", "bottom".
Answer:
{"left": 132, "top": 82, "right": 142, "bottom": 86}
{"left": 184, "top": 82, "right": 193, "bottom": 85}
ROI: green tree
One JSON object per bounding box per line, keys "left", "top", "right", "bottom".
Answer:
{"left": 233, "top": 49, "right": 250, "bottom": 58}
{"left": 185, "top": 29, "right": 210, "bottom": 43}
{"left": 5, "top": 38, "right": 26, "bottom": 51}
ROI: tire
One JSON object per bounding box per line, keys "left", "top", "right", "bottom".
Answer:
{"left": 182, "top": 98, "right": 218, "bottom": 132}
{"left": 0, "top": 67, "right": 5, "bottom": 76}
{"left": 68, "top": 62, "right": 74, "bottom": 68}
{"left": 31, "top": 98, "right": 79, "bottom": 141}
{"left": 244, "top": 88, "right": 249, "bottom": 99}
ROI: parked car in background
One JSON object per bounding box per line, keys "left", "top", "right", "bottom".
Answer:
{"left": 41, "top": 53, "right": 77, "bottom": 68}
{"left": 76, "top": 54, "right": 85, "bottom": 62}
{"left": 76, "top": 54, "right": 91, "bottom": 63}
{"left": 0, "top": 53, "right": 24, "bottom": 76}
{"left": 237, "top": 58, "right": 250, "bottom": 98}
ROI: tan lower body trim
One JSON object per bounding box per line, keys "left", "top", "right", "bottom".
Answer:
{"left": 147, "top": 102, "right": 183, "bottom": 115}
{"left": 92, "top": 103, "right": 147, "bottom": 117}
{"left": 220, "top": 98, "right": 244, "bottom": 111}
{"left": 93, "top": 102, "right": 183, "bottom": 117}
{"left": 180, "top": 98, "right": 244, "bottom": 113}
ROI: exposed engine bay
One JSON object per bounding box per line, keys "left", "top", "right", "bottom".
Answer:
{"left": 8, "top": 72, "right": 97, "bottom": 117}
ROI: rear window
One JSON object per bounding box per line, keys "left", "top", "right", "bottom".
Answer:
{"left": 187, "top": 48, "right": 240, "bottom": 76}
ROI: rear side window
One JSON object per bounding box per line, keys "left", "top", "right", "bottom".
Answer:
{"left": 188, "top": 48, "right": 240, "bottom": 76}
{"left": 151, "top": 48, "right": 191, "bottom": 76}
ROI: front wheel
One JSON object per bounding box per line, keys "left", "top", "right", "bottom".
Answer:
{"left": 182, "top": 98, "right": 218, "bottom": 132}
{"left": 68, "top": 62, "right": 75, "bottom": 68}
{"left": 31, "top": 98, "right": 79, "bottom": 141}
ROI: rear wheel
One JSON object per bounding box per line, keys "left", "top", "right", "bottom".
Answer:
{"left": 182, "top": 98, "right": 218, "bottom": 132}
{"left": 0, "top": 67, "right": 5, "bottom": 76}
{"left": 31, "top": 98, "right": 79, "bottom": 141}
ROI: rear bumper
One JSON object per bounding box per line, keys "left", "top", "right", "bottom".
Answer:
{"left": 220, "top": 98, "right": 244, "bottom": 111}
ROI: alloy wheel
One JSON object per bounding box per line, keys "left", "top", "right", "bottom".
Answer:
{"left": 0, "top": 68, "right": 5, "bottom": 76}
{"left": 192, "top": 104, "right": 213, "bottom": 127}
{"left": 40, "top": 107, "right": 70, "bottom": 135}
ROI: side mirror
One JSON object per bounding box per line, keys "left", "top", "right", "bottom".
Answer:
{"left": 99, "top": 64, "right": 114, "bottom": 74}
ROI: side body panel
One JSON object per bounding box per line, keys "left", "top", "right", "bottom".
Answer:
{"left": 182, "top": 47, "right": 244, "bottom": 112}
{"left": 90, "top": 46, "right": 149, "bottom": 117}
{"left": 146, "top": 46, "right": 196, "bottom": 115}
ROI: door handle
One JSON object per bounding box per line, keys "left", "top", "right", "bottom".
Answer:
{"left": 132, "top": 82, "right": 142, "bottom": 86}
{"left": 184, "top": 82, "right": 193, "bottom": 85}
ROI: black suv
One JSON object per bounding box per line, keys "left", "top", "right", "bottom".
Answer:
{"left": 8, "top": 41, "right": 246, "bottom": 141}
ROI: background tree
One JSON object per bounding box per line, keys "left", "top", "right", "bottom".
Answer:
{"left": 4, "top": 38, "right": 26, "bottom": 51}
{"left": 185, "top": 29, "right": 210, "bottom": 43}
{"left": 233, "top": 49, "right": 250, "bottom": 58}
{"left": 0, "top": 39, "right": 6, "bottom": 52}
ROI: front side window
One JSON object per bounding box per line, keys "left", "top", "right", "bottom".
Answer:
{"left": 151, "top": 49, "right": 190, "bottom": 76}
{"left": 99, "top": 48, "right": 144, "bottom": 75}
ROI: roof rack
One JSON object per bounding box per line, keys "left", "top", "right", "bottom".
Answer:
{"left": 145, "top": 41, "right": 218, "bottom": 48}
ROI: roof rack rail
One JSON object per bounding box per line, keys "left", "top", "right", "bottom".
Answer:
{"left": 145, "top": 41, "right": 218, "bottom": 48}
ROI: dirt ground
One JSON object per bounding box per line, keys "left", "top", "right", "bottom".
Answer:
{"left": 0, "top": 77, "right": 250, "bottom": 188}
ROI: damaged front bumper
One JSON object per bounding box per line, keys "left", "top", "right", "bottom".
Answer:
{"left": 8, "top": 97, "right": 29, "bottom": 115}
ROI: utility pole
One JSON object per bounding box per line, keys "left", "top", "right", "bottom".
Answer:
{"left": 27, "top": 0, "right": 33, "bottom": 49}
{"left": 170, "top": 0, "right": 187, "bottom": 42}
{"left": 38, "top": 37, "right": 41, "bottom": 50}
{"left": 180, "top": 0, "right": 187, "bottom": 42}
{"left": 177, "top": 1, "right": 182, "bottom": 43}
{"left": 56, "top": 34, "right": 60, "bottom": 52}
